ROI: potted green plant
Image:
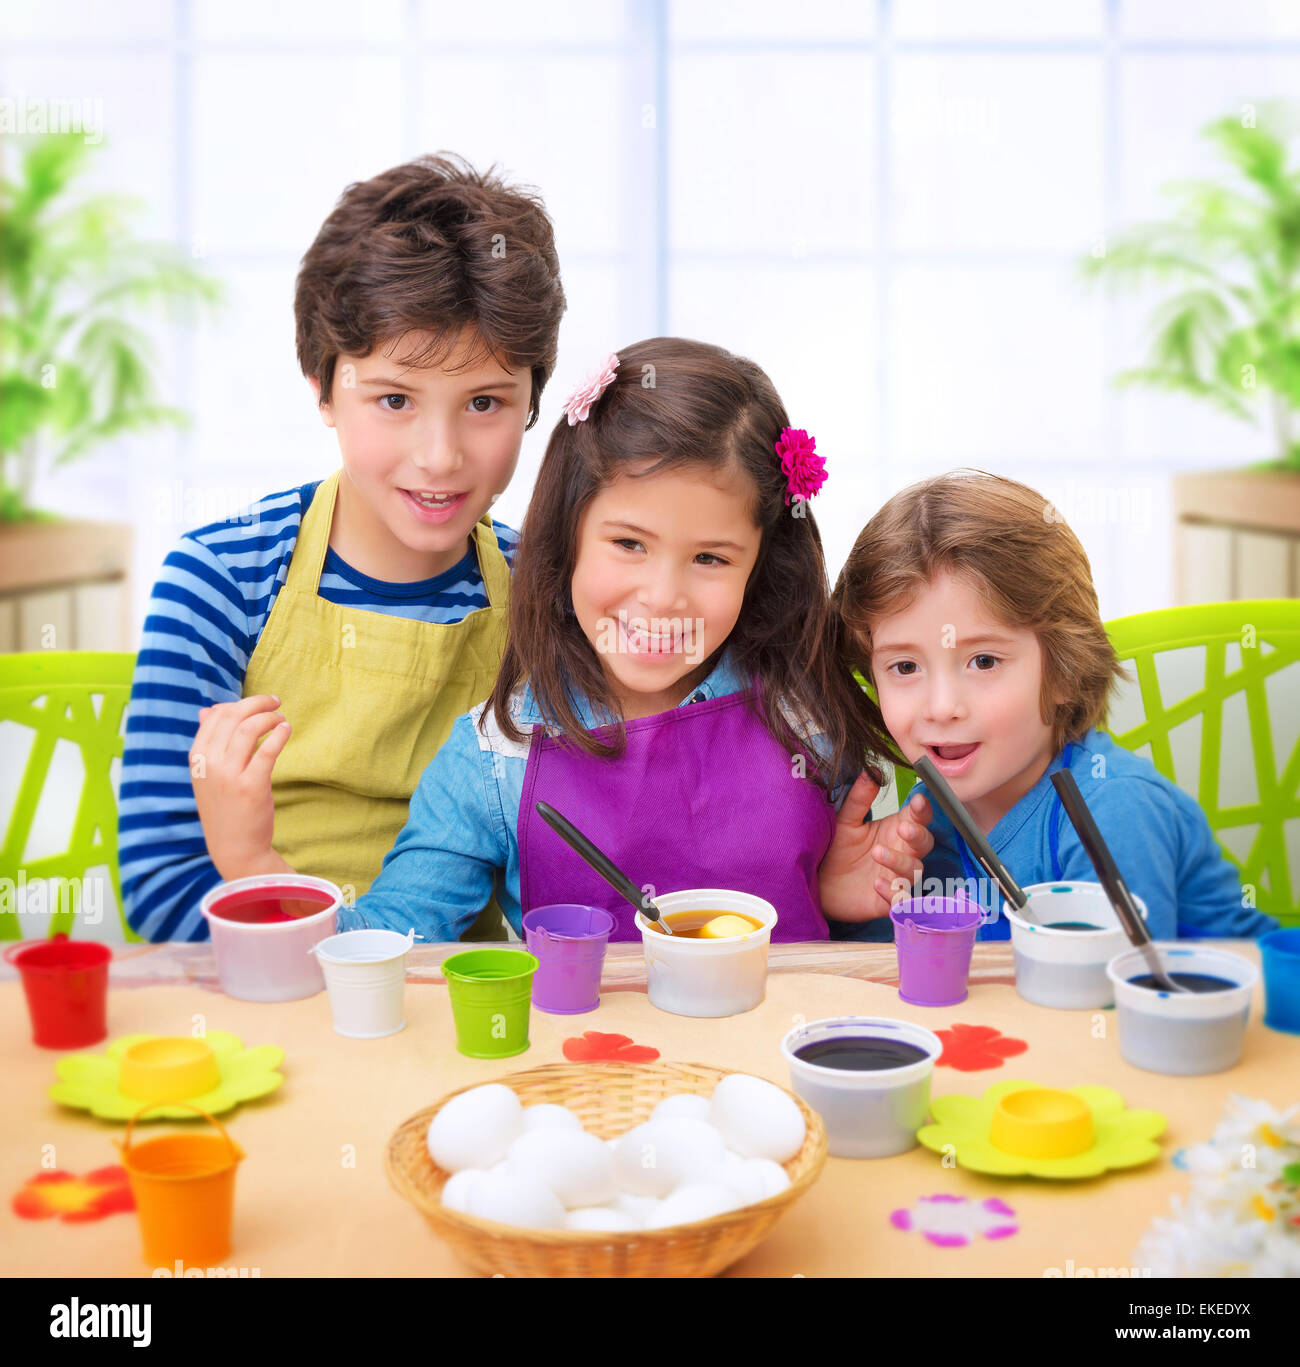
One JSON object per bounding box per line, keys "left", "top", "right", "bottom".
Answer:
{"left": 1082, "top": 100, "right": 1300, "bottom": 601}
{"left": 0, "top": 133, "right": 220, "bottom": 649}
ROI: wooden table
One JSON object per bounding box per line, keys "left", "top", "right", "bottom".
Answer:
{"left": 4, "top": 940, "right": 1294, "bottom": 1279}
{"left": 71, "top": 938, "right": 1018, "bottom": 989}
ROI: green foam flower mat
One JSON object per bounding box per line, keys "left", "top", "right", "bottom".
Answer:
{"left": 916, "top": 1078, "right": 1166, "bottom": 1180}
{"left": 50, "top": 1031, "right": 285, "bottom": 1120}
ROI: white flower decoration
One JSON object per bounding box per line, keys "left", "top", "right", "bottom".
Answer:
{"left": 1134, "top": 1095, "right": 1300, "bottom": 1278}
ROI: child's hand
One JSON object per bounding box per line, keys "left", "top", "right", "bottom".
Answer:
{"left": 819, "top": 773, "right": 934, "bottom": 922}
{"left": 189, "top": 695, "right": 293, "bottom": 882}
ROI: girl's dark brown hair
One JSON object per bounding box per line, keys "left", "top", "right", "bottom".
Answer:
{"left": 294, "top": 152, "right": 565, "bottom": 426}
{"left": 484, "top": 337, "right": 898, "bottom": 792}
{"left": 833, "top": 470, "right": 1128, "bottom": 754}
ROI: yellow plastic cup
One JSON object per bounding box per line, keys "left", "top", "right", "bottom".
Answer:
{"left": 116, "top": 1104, "right": 244, "bottom": 1268}
{"left": 119, "top": 1038, "right": 221, "bottom": 1104}
{"left": 989, "top": 1087, "right": 1094, "bottom": 1159}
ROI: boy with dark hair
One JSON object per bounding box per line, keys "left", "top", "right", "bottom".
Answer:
{"left": 120, "top": 154, "right": 565, "bottom": 941}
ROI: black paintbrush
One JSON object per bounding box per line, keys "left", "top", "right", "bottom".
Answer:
{"left": 1050, "top": 770, "right": 1187, "bottom": 993}
{"left": 914, "top": 754, "right": 1036, "bottom": 920}
{"left": 535, "top": 801, "right": 673, "bottom": 934}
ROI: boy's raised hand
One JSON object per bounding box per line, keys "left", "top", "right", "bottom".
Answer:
{"left": 819, "top": 771, "right": 934, "bottom": 922}
{"left": 189, "top": 695, "right": 293, "bottom": 882}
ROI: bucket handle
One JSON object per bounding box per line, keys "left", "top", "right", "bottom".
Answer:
{"left": 307, "top": 926, "right": 418, "bottom": 957}
{"left": 118, "top": 1103, "right": 241, "bottom": 1162}
{"left": 4, "top": 931, "right": 69, "bottom": 965}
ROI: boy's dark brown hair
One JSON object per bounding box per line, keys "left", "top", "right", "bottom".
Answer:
{"left": 484, "top": 336, "right": 898, "bottom": 793}
{"left": 294, "top": 152, "right": 565, "bottom": 424}
{"left": 832, "top": 470, "right": 1127, "bottom": 755}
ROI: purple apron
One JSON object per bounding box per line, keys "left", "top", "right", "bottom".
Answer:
{"left": 518, "top": 689, "right": 836, "bottom": 942}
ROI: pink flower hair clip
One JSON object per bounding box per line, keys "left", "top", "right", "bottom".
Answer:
{"left": 562, "top": 352, "right": 620, "bottom": 425}
{"left": 775, "top": 427, "right": 827, "bottom": 505}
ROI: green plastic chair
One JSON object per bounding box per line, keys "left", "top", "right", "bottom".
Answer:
{"left": 871, "top": 601, "right": 1300, "bottom": 929}
{"left": 855, "top": 669, "right": 919, "bottom": 811}
{"left": 0, "top": 652, "right": 139, "bottom": 942}
{"left": 1106, "top": 600, "right": 1299, "bottom": 931}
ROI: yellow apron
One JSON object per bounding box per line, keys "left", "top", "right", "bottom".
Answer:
{"left": 243, "top": 469, "right": 510, "bottom": 937}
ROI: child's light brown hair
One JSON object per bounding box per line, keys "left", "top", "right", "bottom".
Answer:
{"left": 832, "top": 470, "right": 1128, "bottom": 755}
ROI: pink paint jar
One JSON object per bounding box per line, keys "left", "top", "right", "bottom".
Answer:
{"left": 199, "top": 875, "right": 341, "bottom": 1002}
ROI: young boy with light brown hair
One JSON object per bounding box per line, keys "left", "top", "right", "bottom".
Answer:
{"left": 832, "top": 469, "right": 1278, "bottom": 942}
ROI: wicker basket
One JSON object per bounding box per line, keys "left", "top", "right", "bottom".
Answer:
{"left": 385, "top": 1060, "right": 828, "bottom": 1278}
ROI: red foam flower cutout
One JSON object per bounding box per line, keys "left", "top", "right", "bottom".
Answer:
{"left": 935, "top": 1024, "right": 1029, "bottom": 1072}
{"left": 12, "top": 1166, "right": 135, "bottom": 1223}
{"left": 562, "top": 1030, "right": 660, "bottom": 1064}
{"left": 774, "top": 427, "right": 827, "bottom": 505}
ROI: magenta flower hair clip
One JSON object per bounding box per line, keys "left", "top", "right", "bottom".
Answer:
{"left": 775, "top": 427, "right": 827, "bottom": 505}
{"left": 562, "top": 352, "right": 620, "bottom": 425}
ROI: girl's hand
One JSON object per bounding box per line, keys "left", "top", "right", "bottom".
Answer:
{"left": 819, "top": 772, "right": 934, "bottom": 922}
{"left": 189, "top": 695, "right": 293, "bottom": 882}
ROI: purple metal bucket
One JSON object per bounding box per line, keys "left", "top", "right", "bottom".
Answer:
{"left": 889, "top": 895, "right": 982, "bottom": 1007}
{"left": 522, "top": 904, "right": 616, "bottom": 1014}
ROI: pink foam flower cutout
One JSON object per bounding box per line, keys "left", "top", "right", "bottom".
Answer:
{"left": 562, "top": 353, "right": 620, "bottom": 425}
{"left": 775, "top": 427, "right": 827, "bottom": 504}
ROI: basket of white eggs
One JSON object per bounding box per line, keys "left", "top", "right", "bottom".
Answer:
{"left": 385, "top": 1059, "right": 828, "bottom": 1277}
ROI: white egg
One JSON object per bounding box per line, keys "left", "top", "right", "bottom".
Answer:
{"left": 725, "top": 1157, "right": 792, "bottom": 1205}
{"left": 426, "top": 1084, "right": 522, "bottom": 1173}
{"left": 612, "top": 1117, "right": 727, "bottom": 1197}
{"left": 565, "top": 1206, "right": 641, "bottom": 1232}
{"left": 718, "top": 1150, "right": 788, "bottom": 1205}
{"left": 720, "top": 1150, "right": 750, "bottom": 1193}
{"left": 490, "top": 1159, "right": 510, "bottom": 1176}
{"left": 465, "top": 1170, "right": 566, "bottom": 1230}
{"left": 611, "top": 1123, "right": 666, "bottom": 1196}
{"left": 521, "top": 1103, "right": 584, "bottom": 1133}
{"left": 646, "top": 1182, "right": 743, "bottom": 1229}
{"left": 506, "top": 1128, "right": 617, "bottom": 1209}
{"left": 613, "top": 1191, "right": 661, "bottom": 1224}
{"left": 441, "top": 1168, "right": 488, "bottom": 1213}
{"left": 709, "top": 1074, "right": 805, "bottom": 1162}
{"left": 650, "top": 1093, "right": 711, "bottom": 1124}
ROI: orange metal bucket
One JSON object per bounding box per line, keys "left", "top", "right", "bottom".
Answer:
{"left": 116, "top": 1104, "right": 244, "bottom": 1268}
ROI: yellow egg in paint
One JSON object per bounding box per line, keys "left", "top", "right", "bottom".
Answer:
{"left": 698, "top": 915, "right": 759, "bottom": 939}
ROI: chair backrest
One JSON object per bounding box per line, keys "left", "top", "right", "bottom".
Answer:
{"left": 0, "top": 652, "right": 138, "bottom": 943}
{"left": 1105, "top": 600, "right": 1299, "bottom": 930}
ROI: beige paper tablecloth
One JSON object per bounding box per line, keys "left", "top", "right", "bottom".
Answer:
{"left": 3, "top": 945, "right": 1295, "bottom": 1278}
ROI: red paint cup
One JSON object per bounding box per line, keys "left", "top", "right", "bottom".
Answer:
{"left": 5, "top": 934, "right": 112, "bottom": 1049}
{"left": 198, "top": 876, "right": 340, "bottom": 1002}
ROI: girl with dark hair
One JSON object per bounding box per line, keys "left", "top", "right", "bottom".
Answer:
{"left": 338, "top": 337, "right": 932, "bottom": 942}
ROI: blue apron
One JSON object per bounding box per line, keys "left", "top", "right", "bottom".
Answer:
{"left": 951, "top": 745, "right": 1074, "bottom": 941}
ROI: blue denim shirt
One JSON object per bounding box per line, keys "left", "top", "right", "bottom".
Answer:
{"left": 341, "top": 654, "right": 758, "bottom": 941}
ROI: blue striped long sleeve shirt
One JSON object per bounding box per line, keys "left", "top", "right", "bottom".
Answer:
{"left": 118, "top": 480, "right": 517, "bottom": 942}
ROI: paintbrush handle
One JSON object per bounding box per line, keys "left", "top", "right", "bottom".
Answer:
{"left": 914, "top": 755, "right": 1028, "bottom": 910}
{"left": 1049, "top": 772, "right": 1187, "bottom": 992}
{"left": 1049, "top": 772, "right": 1148, "bottom": 942}
{"left": 535, "top": 801, "right": 668, "bottom": 928}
